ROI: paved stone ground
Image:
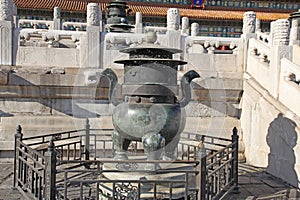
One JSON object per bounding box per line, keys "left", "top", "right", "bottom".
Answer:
{"left": 0, "top": 162, "right": 22, "bottom": 200}
{"left": 0, "top": 161, "right": 299, "bottom": 200}
{"left": 224, "top": 163, "right": 300, "bottom": 200}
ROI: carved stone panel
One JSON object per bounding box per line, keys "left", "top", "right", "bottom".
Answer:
{"left": 273, "top": 19, "right": 290, "bottom": 46}
{"left": 0, "top": 21, "right": 12, "bottom": 65}
{"left": 243, "top": 11, "right": 256, "bottom": 34}
{"left": 0, "top": 0, "right": 11, "bottom": 21}
{"left": 167, "top": 8, "right": 180, "bottom": 31}
{"left": 87, "top": 3, "right": 100, "bottom": 26}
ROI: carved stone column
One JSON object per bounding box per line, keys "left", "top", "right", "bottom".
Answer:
{"left": 87, "top": 3, "right": 100, "bottom": 26}
{"left": 289, "top": 10, "right": 300, "bottom": 45}
{"left": 86, "top": 3, "right": 101, "bottom": 68}
{"left": 135, "top": 12, "right": 143, "bottom": 34}
{"left": 269, "top": 19, "right": 291, "bottom": 98}
{"left": 53, "top": 7, "right": 62, "bottom": 30}
{"left": 243, "top": 11, "right": 256, "bottom": 34}
{"left": 255, "top": 18, "right": 261, "bottom": 32}
{"left": 0, "top": 0, "right": 12, "bottom": 21}
{"left": 167, "top": 8, "right": 181, "bottom": 57}
{"left": 11, "top": 0, "right": 17, "bottom": 28}
{"left": 98, "top": 6, "right": 103, "bottom": 32}
{"left": 241, "top": 11, "right": 257, "bottom": 72}
{"left": 272, "top": 19, "right": 290, "bottom": 46}
{"left": 191, "top": 23, "right": 199, "bottom": 36}
{"left": 0, "top": 0, "right": 13, "bottom": 65}
{"left": 167, "top": 8, "right": 180, "bottom": 31}
{"left": 181, "top": 17, "right": 189, "bottom": 35}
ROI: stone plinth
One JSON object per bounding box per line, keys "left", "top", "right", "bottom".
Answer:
{"left": 100, "top": 160, "right": 195, "bottom": 199}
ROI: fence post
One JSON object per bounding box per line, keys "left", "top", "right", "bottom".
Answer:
{"left": 231, "top": 127, "right": 240, "bottom": 193}
{"left": 196, "top": 137, "right": 206, "bottom": 200}
{"left": 13, "top": 125, "right": 23, "bottom": 188}
{"left": 85, "top": 118, "right": 90, "bottom": 161}
{"left": 44, "top": 140, "right": 57, "bottom": 200}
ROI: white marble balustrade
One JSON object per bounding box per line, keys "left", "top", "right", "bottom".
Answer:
{"left": 185, "top": 36, "right": 240, "bottom": 54}
{"left": 279, "top": 58, "right": 300, "bottom": 116}
{"left": 248, "top": 37, "right": 271, "bottom": 64}
{"left": 247, "top": 38, "right": 272, "bottom": 92}
{"left": 19, "top": 29, "right": 85, "bottom": 48}
{"left": 144, "top": 26, "right": 167, "bottom": 34}
{"left": 19, "top": 19, "right": 54, "bottom": 30}
{"left": 256, "top": 32, "right": 270, "bottom": 45}
{"left": 62, "top": 22, "right": 87, "bottom": 31}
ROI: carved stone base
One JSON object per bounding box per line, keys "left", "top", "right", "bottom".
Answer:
{"left": 100, "top": 159, "right": 195, "bottom": 199}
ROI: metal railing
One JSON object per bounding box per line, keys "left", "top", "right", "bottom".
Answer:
{"left": 179, "top": 129, "right": 239, "bottom": 199}
{"left": 13, "top": 119, "right": 239, "bottom": 199}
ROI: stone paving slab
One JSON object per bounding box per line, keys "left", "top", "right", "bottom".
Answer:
{"left": 224, "top": 163, "right": 300, "bottom": 200}
{"left": 0, "top": 162, "right": 299, "bottom": 200}
{"left": 0, "top": 163, "right": 22, "bottom": 200}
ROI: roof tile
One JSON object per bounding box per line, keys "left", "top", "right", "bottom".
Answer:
{"left": 14, "top": 0, "right": 289, "bottom": 21}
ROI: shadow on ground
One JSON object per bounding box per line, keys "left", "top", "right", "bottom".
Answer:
{"left": 225, "top": 163, "right": 300, "bottom": 200}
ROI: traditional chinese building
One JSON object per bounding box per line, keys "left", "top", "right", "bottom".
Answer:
{"left": 14, "top": 0, "right": 295, "bottom": 37}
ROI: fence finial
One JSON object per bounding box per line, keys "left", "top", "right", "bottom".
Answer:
{"left": 233, "top": 127, "right": 238, "bottom": 136}
{"left": 16, "top": 125, "right": 22, "bottom": 134}
{"left": 48, "top": 139, "right": 55, "bottom": 150}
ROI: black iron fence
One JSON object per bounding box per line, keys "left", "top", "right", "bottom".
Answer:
{"left": 13, "top": 119, "right": 239, "bottom": 199}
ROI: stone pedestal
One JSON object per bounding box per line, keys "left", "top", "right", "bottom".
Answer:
{"left": 99, "top": 160, "right": 195, "bottom": 199}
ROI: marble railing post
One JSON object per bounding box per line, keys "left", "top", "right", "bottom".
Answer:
{"left": 241, "top": 11, "right": 257, "bottom": 72}
{"left": 135, "top": 12, "right": 143, "bottom": 34}
{"left": 289, "top": 10, "right": 300, "bottom": 45}
{"left": 53, "top": 7, "right": 62, "bottom": 30}
{"left": 166, "top": 8, "right": 181, "bottom": 59}
{"left": 255, "top": 18, "right": 261, "bottom": 32}
{"left": 167, "top": 8, "right": 180, "bottom": 31}
{"left": 10, "top": 0, "right": 17, "bottom": 28}
{"left": 44, "top": 140, "right": 57, "bottom": 200}
{"left": 98, "top": 6, "right": 103, "bottom": 32}
{"left": 181, "top": 17, "right": 189, "bottom": 35}
{"left": 269, "top": 19, "right": 292, "bottom": 99}
{"left": 0, "top": 0, "right": 13, "bottom": 65}
{"left": 86, "top": 3, "right": 101, "bottom": 68}
{"left": 191, "top": 23, "right": 199, "bottom": 36}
